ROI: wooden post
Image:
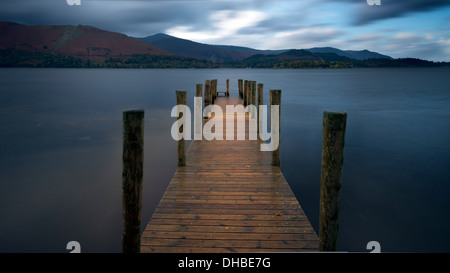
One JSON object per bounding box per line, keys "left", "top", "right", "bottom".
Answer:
{"left": 204, "top": 80, "right": 211, "bottom": 119}
{"left": 250, "top": 81, "right": 256, "bottom": 119}
{"left": 212, "top": 79, "right": 218, "bottom": 104}
{"left": 243, "top": 80, "right": 248, "bottom": 106}
{"left": 211, "top": 79, "right": 214, "bottom": 104}
{"left": 195, "top": 84, "right": 203, "bottom": 140}
{"left": 248, "top": 81, "right": 252, "bottom": 107}
{"left": 226, "top": 79, "right": 230, "bottom": 97}
{"left": 196, "top": 84, "right": 203, "bottom": 98}
{"left": 238, "top": 79, "right": 243, "bottom": 98}
{"left": 319, "top": 111, "right": 347, "bottom": 251}
{"left": 176, "top": 90, "right": 187, "bottom": 167}
{"left": 122, "top": 109, "right": 144, "bottom": 253}
{"left": 270, "top": 90, "right": 281, "bottom": 167}
{"left": 248, "top": 82, "right": 252, "bottom": 107}
{"left": 257, "top": 83, "right": 263, "bottom": 135}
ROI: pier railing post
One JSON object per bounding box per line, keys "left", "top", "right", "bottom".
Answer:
{"left": 319, "top": 111, "right": 347, "bottom": 251}
{"left": 212, "top": 79, "right": 218, "bottom": 104}
{"left": 196, "top": 84, "right": 203, "bottom": 98}
{"left": 270, "top": 90, "right": 281, "bottom": 167}
{"left": 176, "top": 90, "right": 187, "bottom": 166}
{"left": 122, "top": 109, "right": 144, "bottom": 253}
{"left": 257, "top": 83, "right": 263, "bottom": 135}
{"left": 195, "top": 84, "right": 203, "bottom": 140}
{"left": 248, "top": 81, "right": 252, "bottom": 111}
{"left": 250, "top": 81, "right": 256, "bottom": 119}
{"left": 238, "top": 79, "right": 243, "bottom": 98}
{"left": 243, "top": 80, "right": 248, "bottom": 106}
{"left": 204, "top": 80, "right": 211, "bottom": 119}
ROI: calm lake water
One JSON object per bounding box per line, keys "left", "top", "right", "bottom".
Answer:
{"left": 0, "top": 68, "right": 449, "bottom": 253}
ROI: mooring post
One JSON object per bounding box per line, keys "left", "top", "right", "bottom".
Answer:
{"left": 122, "top": 109, "right": 144, "bottom": 253}
{"left": 248, "top": 81, "right": 252, "bottom": 107}
{"left": 270, "top": 90, "right": 281, "bottom": 167}
{"left": 196, "top": 84, "right": 203, "bottom": 98}
{"left": 212, "top": 79, "right": 218, "bottom": 103}
{"left": 257, "top": 83, "right": 263, "bottom": 135}
{"left": 243, "top": 80, "right": 248, "bottom": 106}
{"left": 319, "top": 111, "right": 347, "bottom": 251}
{"left": 204, "top": 80, "right": 211, "bottom": 119}
{"left": 195, "top": 84, "right": 203, "bottom": 140}
{"left": 176, "top": 90, "right": 187, "bottom": 166}
{"left": 210, "top": 80, "right": 215, "bottom": 106}
{"left": 226, "top": 79, "right": 230, "bottom": 97}
{"left": 248, "top": 81, "right": 252, "bottom": 109}
{"left": 251, "top": 81, "right": 257, "bottom": 118}
{"left": 238, "top": 79, "right": 243, "bottom": 98}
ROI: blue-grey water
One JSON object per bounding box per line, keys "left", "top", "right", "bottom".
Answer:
{"left": 0, "top": 68, "right": 449, "bottom": 253}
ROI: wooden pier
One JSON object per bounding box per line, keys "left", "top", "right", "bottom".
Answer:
{"left": 139, "top": 92, "right": 319, "bottom": 253}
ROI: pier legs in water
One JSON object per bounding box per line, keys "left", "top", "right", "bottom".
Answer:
{"left": 121, "top": 83, "right": 347, "bottom": 253}
{"left": 122, "top": 109, "right": 144, "bottom": 253}
{"left": 319, "top": 111, "right": 347, "bottom": 251}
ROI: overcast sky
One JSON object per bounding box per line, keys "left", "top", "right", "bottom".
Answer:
{"left": 1, "top": 0, "right": 450, "bottom": 61}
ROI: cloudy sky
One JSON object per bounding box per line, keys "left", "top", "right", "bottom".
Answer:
{"left": 1, "top": 0, "right": 450, "bottom": 61}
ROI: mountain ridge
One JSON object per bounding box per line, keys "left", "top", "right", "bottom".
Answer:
{"left": 135, "top": 32, "right": 393, "bottom": 62}
{"left": 0, "top": 21, "right": 172, "bottom": 61}
{"left": 1, "top": 21, "right": 447, "bottom": 68}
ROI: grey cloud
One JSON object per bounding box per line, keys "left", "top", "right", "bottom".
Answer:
{"left": 0, "top": 0, "right": 315, "bottom": 38}
{"left": 356, "top": 0, "right": 450, "bottom": 25}
{"left": 321, "top": 0, "right": 450, "bottom": 25}
{"left": 0, "top": 0, "right": 209, "bottom": 36}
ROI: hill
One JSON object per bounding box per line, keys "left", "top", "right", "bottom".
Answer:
{"left": 307, "top": 47, "right": 392, "bottom": 60}
{"left": 136, "top": 33, "right": 249, "bottom": 63}
{"left": 135, "top": 33, "right": 393, "bottom": 63}
{"left": 0, "top": 21, "right": 172, "bottom": 62}
{"left": 228, "top": 49, "right": 444, "bottom": 68}
{"left": 1, "top": 21, "right": 447, "bottom": 68}
{"left": 230, "top": 49, "right": 354, "bottom": 68}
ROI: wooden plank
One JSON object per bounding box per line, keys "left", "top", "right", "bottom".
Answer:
{"left": 141, "top": 246, "right": 317, "bottom": 253}
{"left": 141, "top": 95, "right": 318, "bottom": 253}
{"left": 153, "top": 208, "right": 307, "bottom": 216}
{"left": 150, "top": 213, "right": 307, "bottom": 221}
{"left": 145, "top": 224, "right": 316, "bottom": 234}
{"left": 142, "top": 231, "right": 317, "bottom": 241}
{"left": 141, "top": 238, "right": 319, "bottom": 249}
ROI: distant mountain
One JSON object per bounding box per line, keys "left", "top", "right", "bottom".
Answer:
{"left": 240, "top": 49, "right": 354, "bottom": 68}
{"left": 135, "top": 33, "right": 288, "bottom": 62}
{"left": 307, "top": 47, "right": 392, "bottom": 60}
{"left": 232, "top": 49, "right": 442, "bottom": 69}
{"left": 213, "top": 45, "right": 288, "bottom": 60}
{"left": 1, "top": 21, "right": 444, "bottom": 68}
{"left": 135, "top": 33, "right": 254, "bottom": 63}
{"left": 0, "top": 21, "right": 172, "bottom": 61}
{"left": 136, "top": 33, "right": 392, "bottom": 63}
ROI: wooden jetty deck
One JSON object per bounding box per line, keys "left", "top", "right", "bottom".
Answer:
{"left": 140, "top": 95, "right": 319, "bottom": 253}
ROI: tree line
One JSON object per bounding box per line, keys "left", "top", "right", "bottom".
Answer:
{"left": 1, "top": 48, "right": 448, "bottom": 68}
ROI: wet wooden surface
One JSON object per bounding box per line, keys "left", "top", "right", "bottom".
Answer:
{"left": 141, "top": 96, "right": 318, "bottom": 253}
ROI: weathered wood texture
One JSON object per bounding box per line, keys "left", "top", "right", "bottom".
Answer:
{"left": 211, "top": 79, "right": 218, "bottom": 103}
{"left": 250, "top": 81, "right": 257, "bottom": 119}
{"left": 319, "top": 111, "right": 347, "bottom": 251}
{"left": 141, "top": 96, "right": 318, "bottom": 253}
{"left": 243, "top": 80, "right": 248, "bottom": 106}
{"left": 238, "top": 79, "right": 243, "bottom": 98}
{"left": 176, "top": 90, "right": 187, "bottom": 167}
{"left": 257, "top": 83, "right": 263, "bottom": 135}
{"left": 270, "top": 90, "right": 281, "bottom": 167}
{"left": 204, "top": 80, "right": 211, "bottom": 120}
{"left": 196, "top": 84, "right": 203, "bottom": 98}
{"left": 122, "top": 110, "right": 144, "bottom": 253}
